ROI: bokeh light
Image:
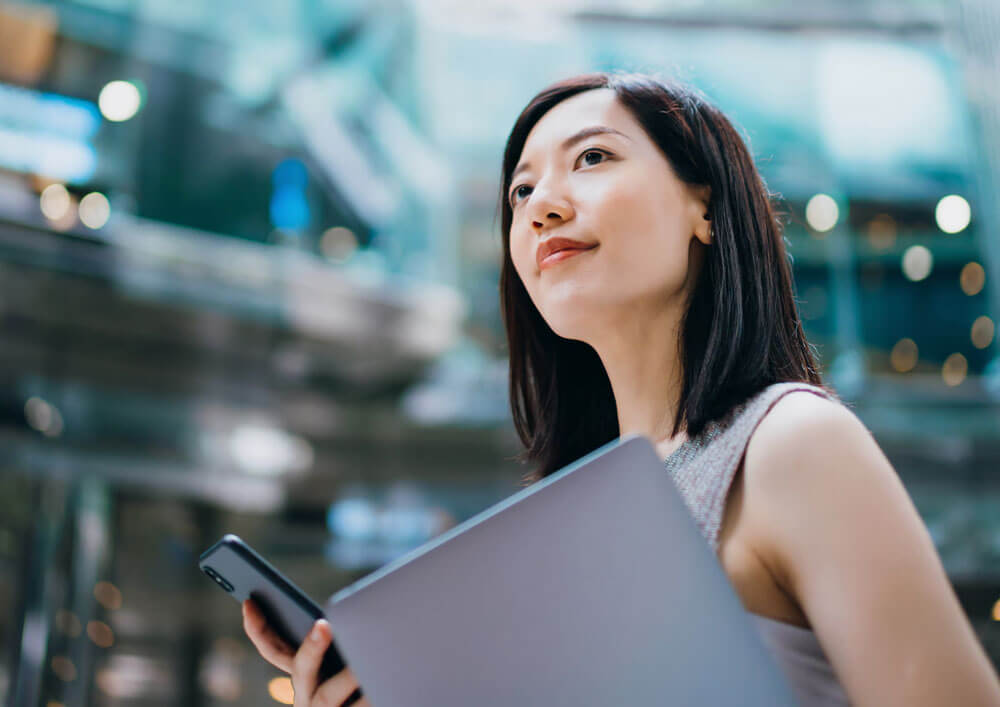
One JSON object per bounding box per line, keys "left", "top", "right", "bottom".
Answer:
{"left": 865, "top": 213, "right": 897, "bottom": 250}
{"left": 87, "top": 620, "right": 115, "bottom": 648}
{"left": 51, "top": 656, "right": 77, "bottom": 682}
{"left": 94, "top": 581, "right": 123, "bottom": 610}
{"left": 268, "top": 676, "right": 294, "bottom": 704}
{"left": 960, "top": 262, "right": 985, "bottom": 296}
{"left": 24, "top": 396, "right": 64, "bottom": 437}
{"left": 320, "top": 226, "right": 359, "bottom": 263}
{"left": 890, "top": 338, "right": 918, "bottom": 373}
{"left": 229, "top": 425, "right": 314, "bottom": 476}
{"left": 942, "top": 353, "right": 968, "bottom": 387}
{"left": 805, "top": 193, "right": 839, "bottom": 232}
{"left": 95, "top": 655, "right": 172, "bottom": 699}
{"left": 79, "top": 192, "right": 111, "bottom": 229}
{"left": 972, "top": 316, "right": 995, "bottom": 350}
{"left": 201, "top": 657, "right": 242, "bottom": 701}
{"left": 935, "top": 194, "right": 971, "bottom": 234}
{"left": 99, "top": 80, "right": 142, "bottom": 122}
{"left": 40, "top": 183, "right": 71, "bottom": 221}
{"left": 902, "top": 245, "right": 933, "bottom": 282}
{"left": 201, "top": 638, "right": 245, "bottom": 701}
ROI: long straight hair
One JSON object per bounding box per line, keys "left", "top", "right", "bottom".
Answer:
{"left": 498, "top": 72, "right": 829, "bottom": 481}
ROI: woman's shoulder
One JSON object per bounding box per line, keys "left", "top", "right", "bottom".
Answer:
{"left": 745, "top": 384, "right": 869, "bottom": 474}
{"left": 750, "top": 380, "right": 844, "bottom": 409}
{"left": 738, "top": 382, "right": 893, "bottom": 574}
{"left": 715, "top": 380, "right": 847, "bottom": 438}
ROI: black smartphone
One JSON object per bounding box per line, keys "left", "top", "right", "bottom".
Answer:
{"left": 199, "top": 534, "right": 348, "bottom": 684}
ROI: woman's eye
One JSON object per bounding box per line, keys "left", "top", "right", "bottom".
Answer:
{"left": 510, "top": 184, "right": 532, "bottom": 206}
{"left": 579, "top": 149, "right": 609, "bottom": 167}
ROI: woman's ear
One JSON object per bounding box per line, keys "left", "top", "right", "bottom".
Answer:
{"left": 691, "top": 184, "right": 712, "bottom": 245}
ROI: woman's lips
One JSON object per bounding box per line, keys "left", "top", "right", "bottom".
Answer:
{"left": 538, "top": 245, "right": 598, "bottom": 271}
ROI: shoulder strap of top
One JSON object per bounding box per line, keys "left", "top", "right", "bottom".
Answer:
{"left": 666, "top": 382, "right": 843, "bottom": 552}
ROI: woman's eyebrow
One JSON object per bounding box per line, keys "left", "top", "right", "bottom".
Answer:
{"left": 511, "top": 125, "right": 631, "bottom": 183}
{"left": 561, "top": 125, "right": 631, "bottom": 150}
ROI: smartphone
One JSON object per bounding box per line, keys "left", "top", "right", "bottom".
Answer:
{"left": 199, "top": 534, "right": 348, "bottom": 683}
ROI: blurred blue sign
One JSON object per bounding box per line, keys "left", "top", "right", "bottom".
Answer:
{"left": 0, "top": 82, "right": 101, "bottom": 183}
{"left": 269, "top": 158, "right": 311, "bottom": 229}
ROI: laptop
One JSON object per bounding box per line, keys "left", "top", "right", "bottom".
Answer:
{"left": 324, "top": 434, "right": 797, "bottom": 706}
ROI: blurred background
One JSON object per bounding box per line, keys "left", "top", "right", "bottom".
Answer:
{"left": 1, "top": 0, "right": 998, "bottom": 704}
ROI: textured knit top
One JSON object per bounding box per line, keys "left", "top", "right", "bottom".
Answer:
{"left": 663, "top": 381, "right": 852, "bottom": 706}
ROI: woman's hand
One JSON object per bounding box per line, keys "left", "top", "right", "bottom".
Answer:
{"left": 242, "top": 599, "right": 372, "bottom": 706}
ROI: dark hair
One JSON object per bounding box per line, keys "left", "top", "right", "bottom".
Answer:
{"left": 498, "top": 72, "right": 829, "bottom": 481}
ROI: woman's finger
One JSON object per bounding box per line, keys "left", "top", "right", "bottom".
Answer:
{"left": 291, "top": 619, "right": 331, "bottom": 706}
{"left": 312, "top": 667, "right": 363, "bottom": 706}
{"left": 242, "top": 599, "right": 294, "bottom": 673}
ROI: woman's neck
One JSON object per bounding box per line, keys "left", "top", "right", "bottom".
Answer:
{"left": 587, "top": 300, "right": 688, "bottom": 460}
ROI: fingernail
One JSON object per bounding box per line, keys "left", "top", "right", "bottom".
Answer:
{"left": 311, "top": 622, "right": 326, "bottom": 642}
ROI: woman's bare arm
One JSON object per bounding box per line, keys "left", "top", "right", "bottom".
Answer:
{"left": 742, "top": 392, "right": 1000, "bottom": 707}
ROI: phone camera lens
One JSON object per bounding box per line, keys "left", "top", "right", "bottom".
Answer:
{"left": 203, "top": 568, "right": 233, "bottom": 592}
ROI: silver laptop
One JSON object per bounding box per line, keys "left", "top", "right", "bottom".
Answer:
{"left": 324, "top": 434, "right": 797, "bottom": 706}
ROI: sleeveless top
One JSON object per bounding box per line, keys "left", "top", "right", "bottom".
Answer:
{"left": 663, "top": 381, "right": 852, "bottom": 706}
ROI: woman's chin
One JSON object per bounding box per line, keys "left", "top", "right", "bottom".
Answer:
{"left": 542, "top": 304, "right": 609, "bottom": 344}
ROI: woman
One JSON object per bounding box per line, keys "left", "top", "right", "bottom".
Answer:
{"left": 243, "top": 72, "right": 1000, "bottom": 706}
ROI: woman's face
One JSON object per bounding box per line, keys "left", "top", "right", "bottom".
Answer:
{"left": 508, "top": 88, "right": 711, "bottom": 342}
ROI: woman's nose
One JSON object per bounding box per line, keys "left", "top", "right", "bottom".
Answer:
{"left": 527, "top": 184, "right": 574, "bottom": 230}
{"left": 532, "top": 213, "right": 562, "bottom": 230}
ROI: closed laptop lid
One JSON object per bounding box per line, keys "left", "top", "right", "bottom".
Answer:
{"left": 324, "top": 434, "right": 797, "bottom": 707}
